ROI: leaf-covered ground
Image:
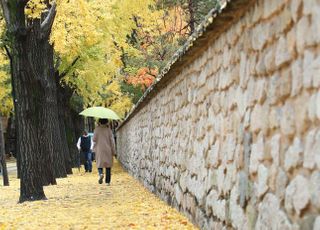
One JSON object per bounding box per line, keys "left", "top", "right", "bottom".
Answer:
{"left": 0, "top": 160, "right": 196, "bottom": 229}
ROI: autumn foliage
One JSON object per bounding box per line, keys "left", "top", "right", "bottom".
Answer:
{"left": 127, "top": 67, "right": 158, "bottom": 90}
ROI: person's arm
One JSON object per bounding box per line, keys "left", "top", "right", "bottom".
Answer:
{"left": 92, "top": 129, "right": 97, "bottom": 151}
{"left": 93, "top": 129, "right": 97, "bottom": 143}
{"left": 76, "top": 137, "right": 81, "bottom": 151}
{"left": 90, "top": 137, "right": 94, "bottom": 151}
{"left": 109, "top": 129, "right": 116, "bottom": 156}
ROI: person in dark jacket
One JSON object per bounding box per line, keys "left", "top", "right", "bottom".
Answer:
{"left": 77, "top": 130, "right": 93, "bottom": 172}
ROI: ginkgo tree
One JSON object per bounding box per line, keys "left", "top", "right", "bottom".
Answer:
{"left": 0, "top": 0, "right": 67, "bottom": 202}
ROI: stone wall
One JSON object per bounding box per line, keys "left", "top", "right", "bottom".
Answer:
{"left": 117, "top": 0, "right": 320, "bottom": 229}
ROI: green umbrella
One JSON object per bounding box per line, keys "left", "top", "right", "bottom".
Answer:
{"left": 79, "top": 106, "right": 121, "bottom": 120}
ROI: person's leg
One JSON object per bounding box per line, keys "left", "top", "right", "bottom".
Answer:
{"left": 98, "top": 168, "right": 104, "bottom": 184}
{"left": 105, "top": 168, "right": 111, "bottom": 184}
{"left": 84, "top": 151, "right": 89, "bottom": 172}
{"left": 77, "top": 151, "right": 81, "bottom": 171}
{"left": 87, "top": 152, "right": 92, "bottom": 172}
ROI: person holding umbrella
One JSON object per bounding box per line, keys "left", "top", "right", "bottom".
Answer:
{"left": 79, "top": 107, "right": 120, "bottom": 184}
{"left": 93, "top": 118, "right": 116, "bottom": 185}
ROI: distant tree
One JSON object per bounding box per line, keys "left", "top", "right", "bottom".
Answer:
{"left": 156, "top": 0, "right": 220, "bottom": 34}
{"left": 0, "top": 115, "right": 9, "bottom": 186}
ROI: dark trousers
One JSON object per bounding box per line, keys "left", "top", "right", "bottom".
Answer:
{"left": 98, "top": 168, "right": 111, "bottom": 183}
{"left": 84, "top": 151, "right": 92, "bottom": 172}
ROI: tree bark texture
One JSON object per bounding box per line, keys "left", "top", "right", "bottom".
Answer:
{"left": 0, "top": 116, "right": 9, "bottom": 186}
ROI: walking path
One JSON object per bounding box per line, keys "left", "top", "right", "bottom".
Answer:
{"left": 0, "top": 160, "right": 196, "bottom": 229}
{"left": 5, "top": 161, "right": 16, "bottom": 175}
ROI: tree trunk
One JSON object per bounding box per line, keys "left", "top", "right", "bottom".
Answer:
{"left": 62, "top": 92, "right": 84, "bottom": 168}
{"left": 39, "top": 44, "right": 67, "bottom": 179}
{"left": 66, "top": 107, "right": 83, "bottom": 167}
{"left": 11, "top": 45, "right": 47, "bottom": 201}
{"left": 56, "top": 80, "right": 73, "bottom": 174}
{"left": 0, "top": 116, "right": 9, "bottom": 186}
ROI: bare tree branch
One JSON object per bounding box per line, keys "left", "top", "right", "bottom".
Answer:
{"left": 59, "top": 56, "right": 80, "bottom": 80}
{"left": 40, "top": 2, "right": 56, "bottom": 35}
{"left": 4, "top": 45, "right": 12, "bottom": 61}
{"left": 54, "top": 56, "right": 61, "bottom": 72}
{"left": 0, "top": 0, "right": 11, "bottom": 26}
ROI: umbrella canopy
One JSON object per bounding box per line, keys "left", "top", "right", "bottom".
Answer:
{"left": 79, "top": 107, "right": 121, "bottom": 120}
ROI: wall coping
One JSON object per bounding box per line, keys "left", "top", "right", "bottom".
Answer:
{"left": 118, "top": 0, "right": 256, "bottom": 130}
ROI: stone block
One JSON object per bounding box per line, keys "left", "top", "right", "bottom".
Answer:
{"left": 252, "top": 23, "right": 269, "bottom": 51}
{"left": 290, "top": 0, "right": 302, "bottom": 22}
{"left": 312, "top": 55, "right": 320, "bottom": 88}
{"left": 287, "top": 26, "right": 297, "bottom": 60}
{"left": 223, "top": 46, "right": 232, "bottom": 69}
{"left": 206, "top": 189, "right": 226, "bottom": 221}
{"left": 268, "top": 164, "right": 277, "bottom": 192}
{"left": 234, "top": 143, "right": 244, "bottom": 170}
{"left": 303, "top": 0, "right": 318, "bottom": 15}
{"left": 291, "top": 58, "right": 303, "bottom": 97}
{"left": 230, "top": 186, "right": 247, "bottom": 229}
{"left": 247, "top": 53, "right": 256, "bottom": 77}
{"left": 238, "top": 171, "right": 249, "bottom": 208}
{"left": 264, "top": 46, "right": 276, "bottom": 73}
{"left": 296, "top": 16, "right": 312, "bottom": 54}
{"left": 279, "top": 4, "right": 294, "bottom": 33}
{"left": 235, "top": 88, "right": 245, "bottom": 119}
{"left": 226, "top": 134, "right": 236, "bottom": 162}
{"left": 300, "top": 215, "right": 317, "bottom": 230}
{"left": 217, "top": 165, "right": 225, "bottom": 195}
{"left": 285, "top": 175, "right": 310, "bottom": 215}
{"left": 269, "top": 107, "right": 280, "bottom": 130}
{"left": 224, "top": 164, "right": 236, "bottom": 194}
{"left": 295, "top": 94, "right": 309, "bottom": 136}
{"left": 250, "top": 103, "right": 269, "bottom": 134}
{"left": 240, "top": 52, "right": 249, "bottom": 89}
{"left": 314, "top": 216, "right": 320, "bottom": 230}
{"left": 270, "top": 134, "right": 281, "bottom": 166}
{"left": 303, "top": 50, "right": 315, "bottom": 89}
{"left": 311, "top": 5, "right": 320, "bottom": 43}
{"left": 254, "top": 79, "right": 267, "bottom": 104}
{"left": 276, "top": 168, "right": 288, "bottom": 202}
{"left": 255, "top": 164, "right": 269, "bottom": 198}
{"left": 263, "top": 0, "right": 284, "bottom": 19}
{"left": 256, "top": 193, "right": 291, "bottom": 229}
{"left": 309, "top": 172, "right": 320, "bottom": 210}
{"left": 244, "top": 109, "right": 251, "bottom": 129}
{"left": 284, "top": 137, "right": 303, "bottom": 171}
{"left": 249, "top": 133, "right": 265, "bottom": 174}
{"left": 268, "top": 72, "right": 291, "bottom": 105}
{"left": 243, "top": 131, "right": 252, "bottom": 172}
{"left": 252, "top": 4, "right": 263, "bottom": 24}
{"left": 304, "top": 129, "right": 317, "bottom": 169}
{"left": 308, "top": 93, "right": 317, "bottom": 122}
{"left": 206, "top": 140, "right": 220, "bottom": 169}
{"left": 280, "top": 102, "right": 296, "bottom": 137}
{"left": 275, "top": 35, "right": 292, "bottom": 68}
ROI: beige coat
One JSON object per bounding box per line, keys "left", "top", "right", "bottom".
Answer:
{"left": 93, "top": 124, "right": 115, "bottom": 168}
